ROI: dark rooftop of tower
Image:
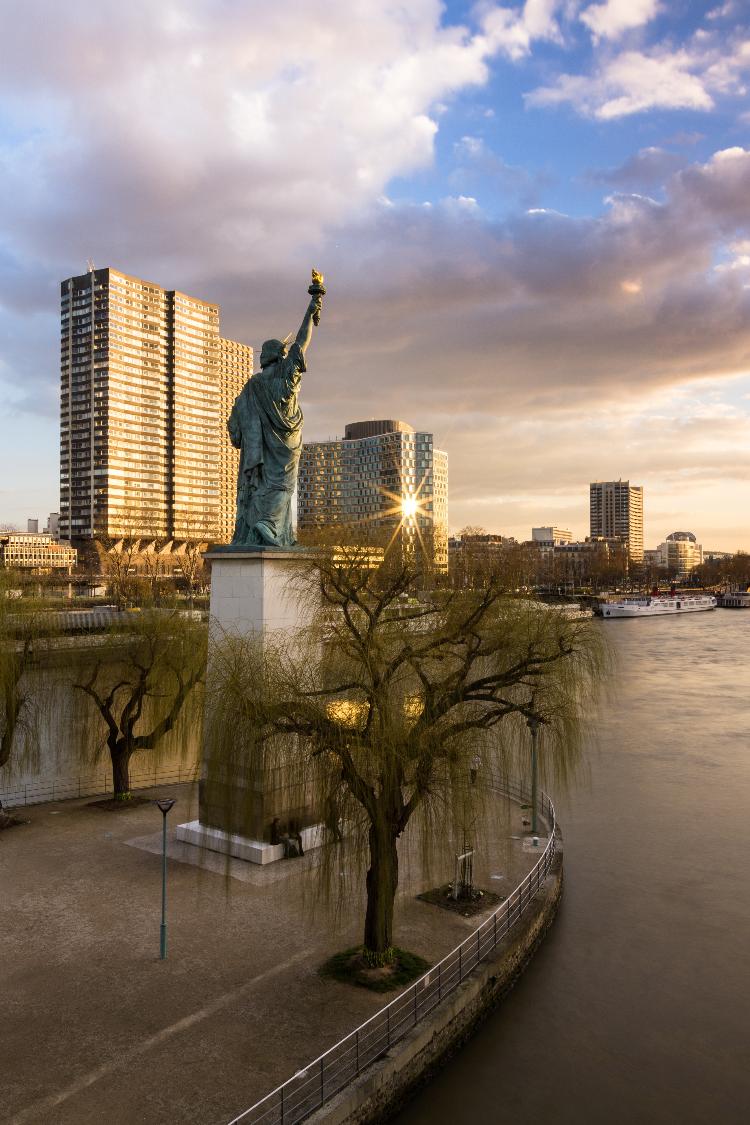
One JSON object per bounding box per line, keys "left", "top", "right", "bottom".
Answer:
{"left": 344, "top": 420, "right": 415, "bottom": 440}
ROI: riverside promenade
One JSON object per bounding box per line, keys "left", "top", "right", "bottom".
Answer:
{"left": 2, "top": 781, "right": 544, "bottom": 1125}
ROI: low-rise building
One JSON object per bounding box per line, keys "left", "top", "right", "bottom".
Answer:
{"left": 532, "top": 526, "right": 573, "bottom": 547}
{"left": 448, "top": 533, "right": 515, "bottom": 585}
{"left": 0, "top": 533, "right": 78, "bottom": 574}
{"left": 552, "top": 536, "right": 628, "bottom": 582}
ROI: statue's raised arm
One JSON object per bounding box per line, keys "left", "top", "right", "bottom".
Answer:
{"left": 295, "top": 268, "right": 326, "bottom": 354}
{"left": 227, "top": 269, "right": 326, "bottom": 550}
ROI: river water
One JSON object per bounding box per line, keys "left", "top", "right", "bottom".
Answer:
{"left": 396, "top": 611, "right": 750, "bottom": 1125}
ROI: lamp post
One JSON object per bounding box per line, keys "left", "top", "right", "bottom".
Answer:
{"left": 526, "top": 714, "right": 541, "bottom": 836}
{"left": 156, "top": 797, "right": 176, "bottom": 959}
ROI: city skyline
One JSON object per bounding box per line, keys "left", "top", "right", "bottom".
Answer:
{"left": 0, "top": 2, "right": 749, "bottom": 550}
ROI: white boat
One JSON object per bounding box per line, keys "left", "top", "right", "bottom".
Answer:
{"left": 599, "top": 594, "right": 717, "bottom": 618}
{"left": 717, "top": 588, "right": 750, "bottom": 609}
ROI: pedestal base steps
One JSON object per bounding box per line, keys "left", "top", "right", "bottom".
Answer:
{"left": 174, "top": 819, "right": 325, "bottom": 865}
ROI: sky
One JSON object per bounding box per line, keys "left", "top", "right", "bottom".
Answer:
{"left": 0, "top": 0, "right": 749, "bottom": 549}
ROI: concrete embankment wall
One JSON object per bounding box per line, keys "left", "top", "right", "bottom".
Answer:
{"left": 309, "top": 842, "right": 564, "bottom": 1125}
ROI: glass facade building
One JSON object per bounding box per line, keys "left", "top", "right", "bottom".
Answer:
{"left": 298, "top": 420, "right": 449, "bottom": 572}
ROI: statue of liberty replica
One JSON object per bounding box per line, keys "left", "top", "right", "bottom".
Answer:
{"left": 228, "top": 270, "right": 325, "bottom": 548}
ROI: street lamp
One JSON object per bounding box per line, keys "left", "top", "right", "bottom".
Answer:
{"left": 155, "top": 797, "right": 176, "bottom": 959}
{"left": 526, "top": 714, "right": 541, "bottom": 837}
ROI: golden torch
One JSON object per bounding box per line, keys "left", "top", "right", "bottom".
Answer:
{"left": 308, "top": 268, "right": 326, "bottom": 326}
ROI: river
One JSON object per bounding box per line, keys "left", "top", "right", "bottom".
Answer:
{"left": 396, "top": 610, "right": 750, "bottom": 1125}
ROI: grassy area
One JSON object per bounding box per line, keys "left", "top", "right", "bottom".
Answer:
{"left": 321, "top": 946, "right": 430, "bottom": 993}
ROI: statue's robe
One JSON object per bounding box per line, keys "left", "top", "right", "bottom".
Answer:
{"left": 228, "top": 342, "right": 306, "bottom": 547}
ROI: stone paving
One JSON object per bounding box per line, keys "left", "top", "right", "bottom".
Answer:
{"left": 1, "top": 781, "right": 543, "bottom": 1125}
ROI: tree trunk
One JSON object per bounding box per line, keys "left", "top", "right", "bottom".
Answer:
{"left": 111, "top": 747, "right": 132, "bottom": 799}
{"left": 363, "top": 820, "right": 399, "bottom": 960}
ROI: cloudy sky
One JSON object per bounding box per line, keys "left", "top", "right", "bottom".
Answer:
{"left": 1, "top": 0, "right": 749, "bottom": 548}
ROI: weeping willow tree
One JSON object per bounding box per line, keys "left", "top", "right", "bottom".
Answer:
{"left": 205, "top": 546, "right": 609, "bottom": 965}
{"left": 70, "top": 611, "right": 207, "bottom": 800}
{"left": 0, "top": 580, "right": 51, "bottom": 821}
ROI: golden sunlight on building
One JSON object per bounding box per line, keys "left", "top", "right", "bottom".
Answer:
{"left": 59, "top": 266, "right": 252, "bottom": 545}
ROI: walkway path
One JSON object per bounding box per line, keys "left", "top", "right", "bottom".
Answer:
{"left": 1, "top": 781, "right": 539, "bottom": 1125}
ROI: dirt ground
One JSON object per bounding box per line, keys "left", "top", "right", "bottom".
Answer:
{"left": 1, "top": 782, "right": 541, "bottom": 1125}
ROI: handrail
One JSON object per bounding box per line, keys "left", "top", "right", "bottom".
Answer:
{"left": 0, "top": 763, "right": 200, "bottom": 808}
{"left": 228, "top": 776, "right": 557, "bottom": 1125}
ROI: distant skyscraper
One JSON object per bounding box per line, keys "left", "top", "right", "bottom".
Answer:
{"left": 298, "top": 420, "right": 449, "bottom": 572}
{"left": 589, "top": 480, "right": 644, "bottom": 562}
{"left": 59, "top": 267, "right": 252, "bottom": 543}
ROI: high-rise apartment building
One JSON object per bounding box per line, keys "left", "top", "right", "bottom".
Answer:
{"left": 59, "top": 267, "right": 252, "bottom": 543}
{"left": 589, "top": 480, "right": 644, "bottom": 562}
{"left": 298, "top": 420, "right": 449, "bottom": 572}
{"left": 218, "top": 337, "right": 254, "bottom": 543}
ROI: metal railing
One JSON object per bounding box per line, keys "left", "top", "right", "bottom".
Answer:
{"left": 0, "top": 762, "right": 200, "bottom": 808}
{"left": 229, "top": 777, "right": 557, "bottom": 1125}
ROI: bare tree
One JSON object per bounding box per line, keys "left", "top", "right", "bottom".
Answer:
{"left": 71, "top": 612, "right": 206, "bottom": 799}
{"left": 174, "top": 519, "right": 208, "bottom": 610}
{"left": 206, "top": 550, "right": 608, "bottom": 965}
{"left": 137, "top": 530, "right": 171, "bottom": 607}
{"left": 694, "top": 550, "right": 749, "bottom": 589}
{"left": 94, "top": 522, "right": 142, "bottom": 609}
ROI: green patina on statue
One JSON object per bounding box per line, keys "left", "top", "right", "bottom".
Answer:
{"left": 229, "top": 270, "right": 325, "bottom": 548}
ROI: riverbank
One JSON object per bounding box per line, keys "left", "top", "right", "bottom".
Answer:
{"left": 308, "top": 841, "right": 562, "bottom": 1125}
{"left": 1, "top": 780, "right": 545, "bottom": 1124}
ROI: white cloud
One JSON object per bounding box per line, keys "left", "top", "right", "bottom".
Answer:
{"left": 527, "top": 32, "right": 750, "bottom": 120}
{"left": 528, "top": 48, "right": 714, "bottom": 118}
{"left": 0, "top": 0, "right": 512, "bottom": 279}
{"left": 580, "top": 0, "right": 660, "bottom": 43}
{"left": 480, "top": 0, "right": 565, "bottom": 62}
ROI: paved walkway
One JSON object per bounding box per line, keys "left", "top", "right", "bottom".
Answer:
{"left": 1, "top": 782, "right": 541, "bottom": 1125}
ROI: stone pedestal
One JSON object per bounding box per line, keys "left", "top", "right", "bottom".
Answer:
{"left": 175, "top": 546, "right": 321, "bottom": 864}
{"left": 205, "top": 546, "right": 310, "bottom": 640}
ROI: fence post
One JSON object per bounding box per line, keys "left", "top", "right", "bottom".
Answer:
{"left": 280, "top": 1084, "right": 284, "bottom": 1125}
{"left": 413, "top": 985, "right": 418, "bottom": 1025}
{"left": 459, "top": 944, "right": 462, "bottom": 982}
{"left": 493, "top": 912, "right": 497, "bottom": 948}
{"left": 320, "top": 1057, "right": 324, "bottom": 1105}
{"left": 387, "top": 1005, "right": 391, "bottom": 1046}
{"left": 355, "top": 1029, "right": 360, "bottom": 1073}
{"left": 438, "top": 962, "right": 442, "bottom": 1000}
